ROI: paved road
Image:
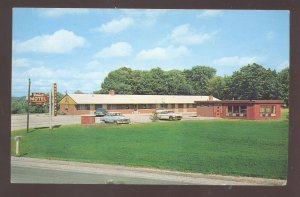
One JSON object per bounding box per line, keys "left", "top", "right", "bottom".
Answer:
{"left": 11, "top": 113, "right": 217, "bottom": 131}
{"left": 11, "top": 157, "right": 286, "bottom": 185}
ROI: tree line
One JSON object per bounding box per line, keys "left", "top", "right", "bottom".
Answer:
{"left": 11, "top": 63, "right": 289, "bottom": 114}
{"left": 95, "top": 63, "right": 289, "bottom": 106}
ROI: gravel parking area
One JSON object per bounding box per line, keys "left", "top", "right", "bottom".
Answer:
{"left": 11, "top": 114, "right": 81, "bottom": 131}
{"left": 11, "top": 113, "right": 218, "bottom": 131}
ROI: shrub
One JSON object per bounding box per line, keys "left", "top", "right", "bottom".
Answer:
{"left": 149, "top": 112, "right": 159, "bottom": 122}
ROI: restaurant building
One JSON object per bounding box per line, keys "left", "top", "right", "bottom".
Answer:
{"left": 194, "top": 100, "right": 284, "bottom": 120}
{"left": 58, "top": 90, "right": 219, "bottom": 115}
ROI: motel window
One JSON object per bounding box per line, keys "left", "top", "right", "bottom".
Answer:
{"left": 124, "top": 104, "right": 130, "bottom": 109}
{"left": 160, "top": 104, "right": 168, "bottom": 109}
{"left": 128, "top": 104, "right": 135, "bottom": 109}
{"left": 76, "top": 104, "right": 90, "bottom": 110}
{"left": 240, "top": 106, "right": 247, "bottom": 116}
{"left": 107, "top": 104, "right": 117, "bottom": 110}
{"left": 147, "top": 104, "right": 155, "bottom": 109}
{"left": 226, "top": 105, "right": 247, "bottom": 117}
{"left": 233, "top": 106, "right": 239, "bottom": 113}
{"left": 171, "top": 104, "right": 176, "bottom": 109}
{"left": 138, "top": 104, "right": 148, "bottom": 109}
{"left": 95, "top": 104, "right": 103, "bottom": 109}
{"left": 226, "top": 106, "right": 233, "bottom": 115}
{"left": 115, "top": 104, "right": 128, "bottom": 109}
{"left": 178, "top": 104, "right": 184, "bottom": 108}
{"left": 260, "top": 105, "right": 276, "bottom": 117}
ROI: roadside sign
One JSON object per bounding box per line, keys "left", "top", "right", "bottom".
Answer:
{"left": 53, "top": 83, "right": 57, "bottom": 116}
{"left": 30, "top": 92, "right": 48, "bottom": 105}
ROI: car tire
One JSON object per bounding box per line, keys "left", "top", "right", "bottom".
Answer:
{"left": 114, "top": 121, "right": 118, "bottom": 124}
{"left": 169, "top": 116, "right": 174, "bottom": 121}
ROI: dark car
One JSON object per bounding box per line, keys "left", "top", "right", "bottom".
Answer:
{"left": 94, "top": 108, "right": 108, "bottom": 117}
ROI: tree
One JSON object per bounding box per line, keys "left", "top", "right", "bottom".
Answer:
{"left": 11, "top": 97, "right": 27, "bottom": 114}
{"left": 164, "top": 70, "right": 193, "bottom": 95}
{"left": 207, "top": 76, "right": 226, "bottom": 99}
{"left": 144, "top": 67, "right": 169, "bottom": 95}
{"left": 184, "top": 66, "right": 216, "bottom": 95}
{"left": 100, "top": 67, "right": 134, "bottom": 94}
{"left": 278, "top": 67, "right": 289, "bottom": 106}
{"left": 228, "top": 63, "right": 279, "bottom": 100}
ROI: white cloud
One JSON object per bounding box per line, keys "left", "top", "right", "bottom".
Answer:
{"left": 137, "top": 45, "right": 190, "bottom": 60}
{"left": 85, "top": 60, "right": 103, "bottom": 69}
{"left": 213, "top": 56, "right": 257, "bottom": 66}
{"left": 12, "top": 58, "right": 44, "bottom": 68}
{"left": 13, "top": 29, "right": 86, "bottom": 54}
{"left": 197, "top": 10, "right": 223, "bottom": 18}
{"left": 121, "top": 9, "right": 166, "bottom": 27}
{"left": 12, "top": 65, "right": 106, "bottom": 96}
{"left": 169, "top": 24, "right": 211, "bottom": 45}
{"left": 38, "top": 8, "right": 89, "bottom": 18}
{"left": 95, "top": 17, "right": 134, "bottom": 34}
{"left": 94, "top": 42, "right": 133, "bottom": 58}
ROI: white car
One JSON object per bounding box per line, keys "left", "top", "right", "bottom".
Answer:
{"left": 102, "top": 112, "right": 130, "bottom": 124}
{"left": 156, "top": 110, "right": 182, "bottom": 121}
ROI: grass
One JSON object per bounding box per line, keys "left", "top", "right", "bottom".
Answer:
{"left": 11, "top": 112, "right": 288, "bottom": 180}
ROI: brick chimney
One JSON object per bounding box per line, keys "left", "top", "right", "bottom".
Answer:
{"left": 208, "top": 95, "right": 213, "bottom": 101}
{"left": 109, "top": 90, "right": 115, "bottom": 95}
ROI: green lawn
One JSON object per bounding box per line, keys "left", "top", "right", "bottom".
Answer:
{"left": 11, "top": 115, "right": 288, "bottom": 179}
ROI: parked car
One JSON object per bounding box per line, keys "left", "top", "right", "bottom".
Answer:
{"left": 102, "top": 112, "right": 130, "bottom": 124}
{"left": 156, "top": 110, "right": 182, "bottom": 121}
{"left": 94, "top": 108, "right": 108, "bottom": 117}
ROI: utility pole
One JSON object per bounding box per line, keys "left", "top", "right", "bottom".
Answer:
{"left": 26, "top": 78, "right": 31, "bottom": 133}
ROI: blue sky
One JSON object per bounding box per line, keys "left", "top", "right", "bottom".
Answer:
{"left": 12, "top": 8, "right": 289, "bottom": 96}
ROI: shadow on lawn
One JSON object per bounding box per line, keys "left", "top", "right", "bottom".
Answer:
{"left": 28, "top": 125, "right": 62, "bottom": 132}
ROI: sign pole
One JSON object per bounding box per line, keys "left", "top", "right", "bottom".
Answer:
{"left": 26, "top": 78, "right": 31, "bottom": 133}
{"left": 49, "top": 90, "right": 52, "bottom": 129}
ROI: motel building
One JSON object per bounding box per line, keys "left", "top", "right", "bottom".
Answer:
{"left": 194, "top": 100, "right": 284, "bottom": 120}
{"left": 59, "top": 90, "right": 283, "bottom": 120}
{"left": 58, "top": 90, "right": 220, "bottom": 115}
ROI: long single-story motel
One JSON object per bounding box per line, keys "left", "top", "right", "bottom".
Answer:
{"left": 59, "top": 90, "right": 283, "bottom": 120}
